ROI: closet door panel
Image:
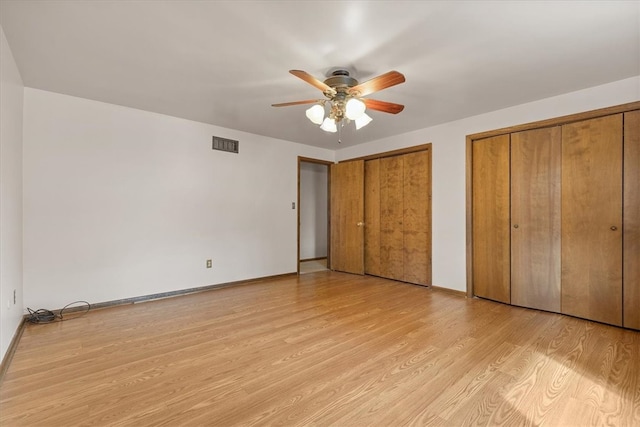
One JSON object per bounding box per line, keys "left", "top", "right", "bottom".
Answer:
{"left": 472, "top": 134, "right": 511, "bottom": 303}
{"left": 561, "top": 114, "right": 623, "bottom": 326}
{"left": 403, "top": 150, "right": 431, "bottom": 285}
{"left": 624, "top": 110, "right": 640, "bottom": 330}
{"left": 511, "top": 127, "right": 561, "bottom": 312}
{"left": 364, "top": 159, "right": 381, "bottom": 277}
{"left": 330, "top": 160, "right": 365, "bottom": 274}
{"left": 380, "top": 156, "right": 404, "bottom": 281}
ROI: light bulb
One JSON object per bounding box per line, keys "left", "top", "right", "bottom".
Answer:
{"left": 345, "top": 98, "right": 366, "bottom": 120}
{"left": 320, "top": 117, "right": 337, "bottom": 133}
{"left": 305, "top": 104, "right": 324, "bottom": 125}
{"left": 355, "top": 113, "right": 373, "bottom": 130}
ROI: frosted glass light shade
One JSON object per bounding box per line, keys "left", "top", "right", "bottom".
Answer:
{"left": 305, "top": 104, "right": 325, "bottom": 125}
{"left": 345, "top": 98, "right": 366, "bottom": 120}
{"left": 355, "top": 113, "right": 373, "bottom": 129}
{"left": 320, "top": 117, "right": 337, "bottom": 132}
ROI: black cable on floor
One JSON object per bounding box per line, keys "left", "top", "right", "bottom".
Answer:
{"left": 26, "top": 300, "right": 91, "bottom": 324}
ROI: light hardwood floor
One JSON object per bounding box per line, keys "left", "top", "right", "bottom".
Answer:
{"left": 299, "top": 258, "right": 328, "bottom": 274}
{"left": 1, "top": 272, "right": 639, "bottom": 426}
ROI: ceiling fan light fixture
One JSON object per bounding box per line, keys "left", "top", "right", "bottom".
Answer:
{"left": 345, "top": 98, "right": 366, "bottom": 120}
{"left": 305, "top": 104, "right": 325, "bottom": 125}
{"left": 272, "top": 69, "right": 405, "bottom": 139}
{"left": 355, "top": 113, "right": 373, "bottom": 130}
{"left": 320, "top": 117, "right": 337, "bottom": 133}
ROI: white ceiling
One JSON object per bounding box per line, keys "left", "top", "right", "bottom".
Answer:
{"left": 1, "top": 1, "right": 638, "bottom": 148}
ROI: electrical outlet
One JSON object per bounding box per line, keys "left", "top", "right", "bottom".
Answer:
{"left": 292, "top": 202, "right": 295, "bottom": 209}
{"left": 206, "top": 259, "right": 212, "bottom": 268}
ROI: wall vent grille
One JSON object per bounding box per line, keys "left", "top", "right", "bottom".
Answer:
{"left": 212, "top": 136, "right": 239, "bottom": 153}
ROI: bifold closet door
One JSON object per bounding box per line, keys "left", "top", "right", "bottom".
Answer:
{"left": 510, "top": 127, "right": 561, "bottom": 312}
{"left": 364, "top": 159, "right": 381, "bottom": 277}
{"left": 472, "top": 134, "right": 510, "bottom": 304}
{"left": 624, "top": 110, "right": 640, "bottom": 330}
{"left": 380, "top": 156, "right": 404, "bottom": 281}
{"left": 365, "top": 150, "right": 432, "bottom": 285}
{"left": 561, "top": 114, "right": 623, "bottom": 326}
{"left": 403, "top": 150, "right": 431, "bottom": 285}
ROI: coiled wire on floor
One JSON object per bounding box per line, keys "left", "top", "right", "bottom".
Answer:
{"left": 26, "top": 300, "right": 91, "bottom": 324}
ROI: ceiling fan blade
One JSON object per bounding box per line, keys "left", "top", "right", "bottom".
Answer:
{"left": 362, "top": 98, "right": 405, "bottom": 114}
{"left": 348, "top": 71, "right": 405, "bottom": 97}
{"left": 289, "top": 70, "right": 335, "bottom": 95}
{"left": 271, "top": 99, "right": 321, "bottom": 107}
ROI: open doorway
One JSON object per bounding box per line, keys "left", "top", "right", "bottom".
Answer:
{"left": 298, "top": 157, "right": 331, "bottom": 274}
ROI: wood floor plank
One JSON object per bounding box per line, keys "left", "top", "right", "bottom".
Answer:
{"left": 1, "top": 272, "right": 639, "bottom": 426}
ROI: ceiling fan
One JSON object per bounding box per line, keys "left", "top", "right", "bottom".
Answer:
{"left": 272, "top": 69, "right": 405, "bottom": 133}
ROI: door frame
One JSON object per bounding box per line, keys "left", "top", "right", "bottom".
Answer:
{"left": 297, "top": 157, "right": 332, "bottom": 274}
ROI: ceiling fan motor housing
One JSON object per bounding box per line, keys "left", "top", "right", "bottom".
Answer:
{"left": 324, "top": 70, "right": 359, "bottom": 92}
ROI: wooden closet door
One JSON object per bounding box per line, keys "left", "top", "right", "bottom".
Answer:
{"left": 403, "top": 150, "right": 431, "bottom": 285}
{"left": 624, "top": 110, "right": 640, "bottom": 330}
{"left": 330, "top": 160, "right": 365, "bottom": 274}
{"left": 510, "top": 127, "right": 561, "bottom": 312}
{"left": 364, "top": 159, "right": 381, "bottom": 277}
{"left": 380, "top": 156, "right": 404, "bottom": 281}
{"left": 561, "top": 114, "right": 623, "bottom": 326}
{"left": 472, "top": 134, "right": 511, "bottom": 303}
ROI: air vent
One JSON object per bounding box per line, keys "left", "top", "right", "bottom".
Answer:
{"left": 212, "top": 136, "right": 239, "bottom": 153}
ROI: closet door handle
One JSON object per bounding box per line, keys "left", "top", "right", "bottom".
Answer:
{"left": 513, "top": 224, "right": 519, "bottom": 229}
{"left": 610, "top": 226, "right": 618, "bottom": 231}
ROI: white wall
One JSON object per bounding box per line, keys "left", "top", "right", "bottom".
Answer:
{"left": 23, "top": 89, "right": 334, "bottom": 310}
{"left": 337, "top": 76, "right": 640, "bottom": 292}
{"left": 17, "top": 71, "right": 640, "bottom": 312}
{"left": 299, "top": 162, "right": 328, "bottom": 260}
{"left": 0, "top": 25, "right": 24, "bottom": 362}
